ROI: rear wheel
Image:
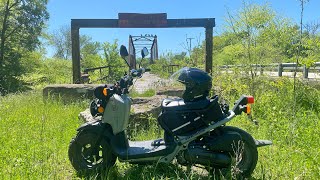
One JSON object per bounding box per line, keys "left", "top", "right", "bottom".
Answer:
{"left": 229, "top": 137, "right": 258, "bottom": 178}
{"left": 68, "top": 132, "right": 116, "bottom": 176}
{"left": 211, "top": 126, "right": 258, "bottom": 179}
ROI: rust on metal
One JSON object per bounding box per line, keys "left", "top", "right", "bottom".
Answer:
{"left": 119, "top": 13, "right": 167, "bottom": 28}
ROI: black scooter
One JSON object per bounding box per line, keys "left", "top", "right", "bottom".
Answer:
{"left": 68, "top": 45, "right": 272, "bottom": 178}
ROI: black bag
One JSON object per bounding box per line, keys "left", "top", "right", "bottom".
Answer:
{"left": 158, "top": 95, "right": 224, "bottom": 136}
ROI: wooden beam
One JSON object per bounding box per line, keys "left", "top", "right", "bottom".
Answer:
{"left": 71, "top": 19, "right": 118, "bottom": 28}
{"left": 167, "top": 18, "right": 215, "bottom": 28}
{"left": 71, "top": 26, "right": 81, "bottom": 83}
{"left": 71, "top": 18, "right": 215, "bottom": 28}
{"left": 71, "top": 17, "right": 215, "bottom": 82}
{"left": 205, "top": 23, "right": 213, "bottom": 74}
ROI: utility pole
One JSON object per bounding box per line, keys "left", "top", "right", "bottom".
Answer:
{"left": 186, "top": 37, "right": 194, "bottom": 56}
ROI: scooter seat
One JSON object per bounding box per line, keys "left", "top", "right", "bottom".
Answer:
{"left": 161, "top": 98, "right": 210, "bottom": 111}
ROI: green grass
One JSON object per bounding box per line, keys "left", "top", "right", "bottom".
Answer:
{"left": 0, "top": 91, "right": 86, "bottom": 179}
{"left": 0, "top": 74, "right": 319, "bottom": 179}
{"left": 0, "top": 91, "right": 207, "bottom": 179}
{"left": 130, "top": 89, "right": 156, "bottom": 98}
{"left": 212, "top": 72, "right": 320, "bottom": 179}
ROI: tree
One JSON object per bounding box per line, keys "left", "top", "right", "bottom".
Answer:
{"left": 48, "top": 25, "right": 71, "bottom": 59}
{"left": 48, "top": 25, "right": 101, "bottom": 60}
{"left": 0, "top": 0, "right": 49, "bottom": 94}
{"left": 220, "top": 1, "right": 301, "bottom": 95}
{"left": 223, "top": 1, "right": 300, "bottom": 65}
{"left": 101, "top": 40, "right": 127, "bottom": 82}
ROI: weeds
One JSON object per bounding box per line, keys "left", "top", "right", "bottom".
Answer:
{"left": 213, "top": 72, "right": 320, "bottom": 179}
{"left": 130, "top": 89, "right": 156, "bottom": 98}
{"left": 0, "top": 71, "right": 319, "bottom": 179}
{"left": 0, "top": 91, "right": 86, "bottom": 179}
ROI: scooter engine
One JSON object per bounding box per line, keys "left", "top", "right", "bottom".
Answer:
{"left": 177, "top": 147, "right": 231, "bottom": 168}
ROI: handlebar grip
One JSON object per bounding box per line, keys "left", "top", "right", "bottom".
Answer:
{"left": 145, "top": 68, "right": 151, "bottom": 72}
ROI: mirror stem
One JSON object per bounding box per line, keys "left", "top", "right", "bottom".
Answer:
{"left": 122, "top": 57, "right": 131, "bottom": 69}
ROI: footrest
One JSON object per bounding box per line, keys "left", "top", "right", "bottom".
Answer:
{"left": 255, "top": 140, "right": 272, "bottom": 147}
{"left": 151, "top": 138, "right": 165, "bottom": 146}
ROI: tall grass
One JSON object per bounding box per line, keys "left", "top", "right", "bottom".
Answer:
{"left": 212, "top": 71, "right": 320, "bottom": 179}
{"left": 0, "top": 73, "right": 319, "bottom": 179}
{"left": 0, "top": 91, "right": 208, "bottom": 179}
{"left": 0, "top": 91, "right": 87, "bottom": 179}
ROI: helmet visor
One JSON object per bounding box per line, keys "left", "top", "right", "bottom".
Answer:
{"left": 169, "top": 67, "right": 190, "bottom": 84}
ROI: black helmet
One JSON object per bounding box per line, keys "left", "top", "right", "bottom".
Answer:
{"left": 172, "top": 67, "right": 212, "bottom": 102}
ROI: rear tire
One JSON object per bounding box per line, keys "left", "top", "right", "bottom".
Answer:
{"left": 210, "top": 126, "right": 258, "bottom": 178}
{"left": 68, "top": 131, "right": 116, "bottom": 176}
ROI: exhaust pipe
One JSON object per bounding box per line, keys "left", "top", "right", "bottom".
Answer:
{"left": 184, "top": 148, "right": 231, "bottom": 167}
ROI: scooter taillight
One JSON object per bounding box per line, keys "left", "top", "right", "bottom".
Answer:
{"left": 247, "top": 96, "right": 254, "bottom": 104}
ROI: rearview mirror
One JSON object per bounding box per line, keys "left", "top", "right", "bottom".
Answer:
{"left": 141, "top": 47, "right": 149, "bottom": 59}
{"left": 119, "top": 45, "right": 130, "bottom": 69}
{"left": 120, "top": 45, "right": 129, "bottom": 57}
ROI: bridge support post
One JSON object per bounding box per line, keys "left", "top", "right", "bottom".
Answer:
{"left": 278, "top": 63, "right": 283, "bottom": 77}
{"left": 71, "top": 24, "right": 81, "bottom": 84}
{"left": 303, "top": 65, "right": 309, "bottom": 79}
{"left": 205, "top": 22, "right": 213, "bottom": 74}
{"left": 260, "top": 65, "right": 264, "bottom": 75}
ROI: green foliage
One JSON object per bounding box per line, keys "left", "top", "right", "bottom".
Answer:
{"left": 19, "top": 40, "right": 128, "bottom": 87}
{"left": 0, "top": 1, "right": 320, "bottom": 178}
{"left": 81, "top": 54, "right": 104, "bottom": 69}
{"left": 1, "top": 76, "right": 319, "bottom": 179}
{"left": 40, "top": 58, "right": 73, "bottom": 84}
{"left": 0, "top": 93, "right": 208, "bottom": 179}
{"left": 21, "top": 58, "right": 72, "bottom": 88}
{"left": 101, "top": 40, "right": 128, "bottom": 83}
{"left": 47, "top": 25, "right": 71, "bottom": 59}
{"left": 149, "top": 59, "right": 170, "bottom": 78}
{"left": 212, "top": 72, "right": 320, "bottom": 179}
{"left": 0, "top": 91, "right": 86, "bottom": 179}
{"left": 148, "top": 52, "right": 191, "bottom": 78}
{"left": 299, "top": 35, "right": 320, "bottom": 67}
{"left": 48, "top": 25, "right": 102, "bottom": 60}
{"left": 217, "top": 1, "right": 299, "bottom": 67}
{"left": 130, "top": 89, "right": 156, "bottom": 98}
{"left": 0, "top": 0, "right": 49, "bottom": 94}
{"left": 184, "top": 1, "right": 319, "bottom": 70}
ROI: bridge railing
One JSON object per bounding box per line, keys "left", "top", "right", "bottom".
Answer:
{"left": 81, "top": 65, "right": 126, "bottom": 84}
{"left": 219, "top": 62, "right": 320, "bottom": 78}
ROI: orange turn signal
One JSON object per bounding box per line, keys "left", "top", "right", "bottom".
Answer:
{"left": 103, "top": 88, "right": 108, "bottom": 96}
{"left": 98, "top": 106, "right": 104, "bottom": 113}
{"left": 246, "top": 104, "right": 251, "bottom": 114}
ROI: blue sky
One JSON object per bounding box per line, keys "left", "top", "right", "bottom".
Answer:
{"left": 46, "top": 0, "right": 320, "bottom": 56}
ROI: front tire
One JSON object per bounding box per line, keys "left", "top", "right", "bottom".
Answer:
{"left": 68, "top": 131, "right": 116, "bottom": 175}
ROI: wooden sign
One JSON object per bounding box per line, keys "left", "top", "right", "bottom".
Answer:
{"left": 118, "top": 13, "right": 167, "bottom": 28}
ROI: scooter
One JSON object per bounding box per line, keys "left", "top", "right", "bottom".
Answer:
{"left": 68, "top": 45, "right": 272, "bottom": 178}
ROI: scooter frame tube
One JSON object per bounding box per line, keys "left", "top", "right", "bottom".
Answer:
{"left": 158, "top": 110, "right": 235, "bottom": 163}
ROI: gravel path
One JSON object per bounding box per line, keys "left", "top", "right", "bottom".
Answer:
{"left": 131, "top": 72, "right": 169, "bottom": 93}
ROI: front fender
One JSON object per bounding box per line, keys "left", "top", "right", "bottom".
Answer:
{"left": 77, "top": 120, "right": 114, "bottom": 139}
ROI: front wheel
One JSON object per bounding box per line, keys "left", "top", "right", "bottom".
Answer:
{"left": 68, "top": 131, "right": 116, "bottom": 175}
